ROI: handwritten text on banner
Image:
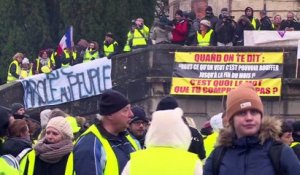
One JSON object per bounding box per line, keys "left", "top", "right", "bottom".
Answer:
{"left": 21, "top": 58, "right": 112, "bottom": 108}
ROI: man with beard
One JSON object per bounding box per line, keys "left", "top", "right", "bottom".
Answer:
{"left": 128, "top": 106, "right": 149, "bottom": 148}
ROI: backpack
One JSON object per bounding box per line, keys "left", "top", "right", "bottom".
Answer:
{"left": 212, "top": 141, "right": 285, "bottom": 175}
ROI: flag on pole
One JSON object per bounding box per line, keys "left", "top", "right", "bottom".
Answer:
{"left": 57, "top": 26, "right": 73, "bottom": 56}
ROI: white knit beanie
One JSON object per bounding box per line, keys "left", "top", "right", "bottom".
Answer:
{"left": 46, "top": 116, "right": 73, "bottom": 140}
{"left": 145, "top": 108, "right": 191, "bottom": 150}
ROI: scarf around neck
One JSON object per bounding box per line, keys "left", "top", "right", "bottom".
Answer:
{"left": 34, "top": 139, "right": 73, "bottom": 163}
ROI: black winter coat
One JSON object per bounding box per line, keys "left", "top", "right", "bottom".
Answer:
{"left": 2, "top": 137, "right": 32, "bottom": 157}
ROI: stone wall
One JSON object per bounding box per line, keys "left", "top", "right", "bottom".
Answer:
{"left": 1, "top": 45, "right": 300, "bottom": 129}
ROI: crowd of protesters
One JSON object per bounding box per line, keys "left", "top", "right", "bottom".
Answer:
{"left": 1, "top": 83, "right": 300, "bottom": 174}
{"left": 5, "top": 6, "right": 300, "bottom": 84}
{"left": 2, "top": 6, "right": 300, "bottom": 174}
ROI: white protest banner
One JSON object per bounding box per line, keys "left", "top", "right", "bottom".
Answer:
{"left": 20, "top": 58, "right": 112, "bottom": 109}
{"left": 244, "top": 31, "right": 300, "bottom": 46}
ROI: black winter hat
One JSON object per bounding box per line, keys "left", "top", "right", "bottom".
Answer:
{"left": 293, "top": 121, "right": 300, "bottom": 132}
{"left": 156, "top": 96, "right": 179, "bottom": 111}
{"left": 11, "top": 103, "right": 24, "bottom": 114}
{"left": 206, "top": 6, "right": 213, "bottom": 12}
{"left": 99, "top": 90, "right": 129, "bottom": 115}
{"left": 130, "top": 106, "right": 149, "bottom": 124}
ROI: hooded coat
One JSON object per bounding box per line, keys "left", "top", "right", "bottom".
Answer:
{"left": 122, "top": 108, "right": 202, "bottom": 175}
{"left": 203, "top": 117, "right": 300, "bottom": 175}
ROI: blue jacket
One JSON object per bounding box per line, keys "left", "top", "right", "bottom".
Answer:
{"left": 74, "top": 123, "right": 136, "bottom": 175}
{"left": 204, "top": 136, "right": 300, "bottom": 175}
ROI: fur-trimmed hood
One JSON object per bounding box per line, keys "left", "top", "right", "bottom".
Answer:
{"left": 217, "top": 116, "right": 281, "bottom": 147}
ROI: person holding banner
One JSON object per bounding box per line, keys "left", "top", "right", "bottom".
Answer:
{"left": 83, "top": 41, "right": 99, "bottom": 62}
{"left": 33, "top": 50, "right": 54, "bottom": 74}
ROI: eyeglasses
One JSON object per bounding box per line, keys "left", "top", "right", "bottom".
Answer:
{"left": 132, "top": 121, "right": 149, "bottom": 126}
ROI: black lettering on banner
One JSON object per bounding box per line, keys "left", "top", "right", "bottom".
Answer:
{"left": 102, "top": 65, "right": 111, "bottom": 91}
{"left": 46, "top": 71, "right": 61, "bottom": 104}
{"left": 22, "top": 60, "right": 112, "bottom": 108}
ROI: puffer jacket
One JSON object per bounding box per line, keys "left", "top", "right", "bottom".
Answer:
{"left": 203, "top": 117, "right": 300, "bottom": 175}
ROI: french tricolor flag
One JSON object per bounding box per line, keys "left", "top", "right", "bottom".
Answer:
{"left": 57, "top": 26, "right": 73, "bottom": 56}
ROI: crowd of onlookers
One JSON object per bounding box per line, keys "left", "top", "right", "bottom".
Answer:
{"left": 151, "top": 6, "right": 300, "bottom": 47}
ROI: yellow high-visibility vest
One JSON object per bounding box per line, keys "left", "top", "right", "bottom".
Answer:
{"left": 103, "top": 41, "right": 118, "bottom": 56}
{"left": 197, "top": 29, "right": 213, "bottom": 46}
{"left": 7, "top": 60, "right": 21, "bottom": 83}
{"left": 20, "top": 68, "right": 33, "bottom": 79}
{"left": 291, "top": 141, "right": 300, "bottom": 148}
{"left": 204, "top": 132, "right": 219, "bottom": 158}
{"left": 50, "top": 52, "right": 57, "bottom": 67}
{"left": 130, "top": 147, "right": 199, "bottom": 175}
{"left": 76, "top": 124, "right": 140, "bottom": 175}
{"left": 0, "top": 156, "right": 20, "bottom": 175}
{"left": 84, "top": 49, "right": 99, "bottom": 62}
{"left": 62, "top": 50, "right": 77, "bottom": 67}
{"left": 251, "top": 18, "right": 258, "bottom": 30}
{"left": 19, "top": 150, "right": 74, "bottom": 175}
{"left": 35, "top": 58, "right": 52, "bottom": 74}
{"left": 131, "top": 26, "right": 149, "bottom": 47}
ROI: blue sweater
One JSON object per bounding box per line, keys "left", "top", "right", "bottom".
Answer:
{"left": 74, "top": 124, "right": 136, "bottom": 175}
{"left": 204, "top": 137, "right": 300, "bottom": 175}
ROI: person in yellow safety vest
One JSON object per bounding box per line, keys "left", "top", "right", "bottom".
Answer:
{"left": 7, "top": 52, "right": 24, "bottom": 83}
{"left": 123, "top": 30, "right": 133, "bottom": 52}
{"left": 0, "top": 155, "right": 20, "bottom": 175}
{"left": 196, "top": 19, "right": 216, "bottom": 46}
{"left": 83, "top": 41, "right": 99, "bottom": 62}
{"left": 19, "top": 57, "right": 33, "bottom": 79}
{"left": 124, "top": 17, "right": 150, "bottom": 52}
{"left": 33, "top": 50, "right": 54, "bottom": 75}
{"left": 74, "top": 90, "right": 140, "bottom": 175}
{"left": 245, "top": 7, "right": 260, "bottom": 30}
{"left": 60, "top": 48, "right": 78, "bottom": 68}
{"left": 48, "top": 50, "right": 60, "bottom": 69}
{"left": 102, "top": 32, "right": 119, "bottom": 58}
{"left": 122, "top": 108, "right": 203, "bottom": 175}
{"left": 203, "top": 113, "right": 224, "bottom": 159}
{"left": 19, "top": 117, "right": 74, "bottom": 175}
{"left": 0, "top": 107, "right": 19, "bottom": 175}
{"left": 291, "top": 121, "right": 300, "bottom": 160}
